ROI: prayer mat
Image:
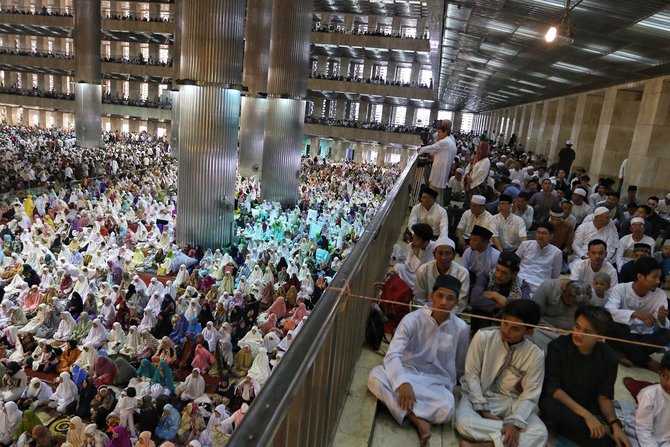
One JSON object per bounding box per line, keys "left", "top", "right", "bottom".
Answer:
{"left": 48, "top": 415, "right": 71, "bottom": 439}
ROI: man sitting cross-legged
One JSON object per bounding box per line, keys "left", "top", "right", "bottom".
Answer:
{"left": 455, "top": 299, "right": 548, "bottom": 447}
{"left": 368, "top": 275, "right": 470, "bottom": 446}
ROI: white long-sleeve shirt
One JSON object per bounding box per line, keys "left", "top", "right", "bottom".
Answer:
{"left": 605, "top": 282, "right": 670, "bottom": 334}
{"left": 635, "top": 384, "right": 670, "bottom": 447}
{"left": 572, "top": 220, "right": 619, "bottom": 262}
{"left": 616, "top": 234, "right": 655, "bottom": 270}
{"left": 408, "top": 203, "right": 449, "bottom": 238}
{"left": 516, "top": 240, "right": 562, "bottom": 291}
{"left": 457, "top": 209, "right": 497, "bottom": 240}
{"left": 413, "top": 260, "right": 470, "bottom": 313}
{"left": 418, "top": 135, "right": 457, "bottom": 189}
{"left": 492, "top": 213, "right": 527, "bottom": 251}
{"left": 569, "top": 259, "right": 619, "bottom": 288}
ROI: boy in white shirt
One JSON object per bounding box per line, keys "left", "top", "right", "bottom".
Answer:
{"left": 635, "top": 352, "right": 670, "bottom": 446}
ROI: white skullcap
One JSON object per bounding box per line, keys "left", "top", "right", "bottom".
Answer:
{"left": 594, "top": 206, "right": 610, "bottom": 216}
{"left": 434, "top": 237, "right": 456, "bottom": 250}
{"left": 631, "top": 217, "right": 645, "bottom": 225}
{"left": 666, "top": 193, "right": 670, "bottom": 200}
{"left": 471, "top": 195, "right": 486, "bottom": 205}
{"left": 573, "top": 188, "right": 587, "bottom": 197}
{"left": 511, "top": 179, "right": 521, "bottom": 185}
{"left": 456, "top": 168, "right": 464, "bottom": 174}
{"left": 566, "top": 140, "right": 573, "bottom": 145}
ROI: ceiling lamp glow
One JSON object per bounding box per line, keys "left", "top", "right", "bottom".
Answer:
{"left": 545, "top": 26, "right": 558, "bottom": 42}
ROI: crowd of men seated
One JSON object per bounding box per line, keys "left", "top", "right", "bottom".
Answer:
{"left": 305, "top": 116, "right": 429, "bottom": 135}
{"left": 374, "top": 121, "right": 670, "bottom": 447}
{"left": 312, "top": 24, "right": 429, "bottom": 39}
{"left": 308, "top": 71, "right": 432, "bottom": 89}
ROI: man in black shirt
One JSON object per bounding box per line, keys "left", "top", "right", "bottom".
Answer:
{"left": 556, "top": 140, "right": 576, "bottom": 175}
{"left": 540, "top": 306, "right": 631, "bottom": 447}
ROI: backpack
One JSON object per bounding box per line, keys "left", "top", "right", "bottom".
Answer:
{"left": 377, "top": 272, "right": 413, "bottom": 333}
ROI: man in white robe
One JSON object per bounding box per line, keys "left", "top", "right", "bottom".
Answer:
{"left": 413, "top": 237, "right": 470, "bottom": 313}
{"left": 394, "top": 223, "right": 436, "bottom": 290}
{"left": 571, "top": 206, "right": 619, "bottom": 263}
{"left": 634, "top": 353, "right": 670, "bottom": 446}
{"left": 417, "top": 119, "right": 457, "bottom": 204}
{"left": 455, "top": 300, "right": 548, "bottom": 447}
{"left": 515, "top": 221, "right": 562, "bottom": 293}
{"left": 407, "top": 187, "right": 449, "bottom": 239}
{"left": 368, "top": 274, "right": 470, "bottom": 446}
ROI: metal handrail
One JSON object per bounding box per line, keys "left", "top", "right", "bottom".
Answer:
{"left": 229, "top": 154, "right": 419, "bottom": 447}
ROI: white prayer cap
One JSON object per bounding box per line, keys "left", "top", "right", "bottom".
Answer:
{"left": 566, "top": 140, "right": 573, "bottom": 145}
{"left": 471, "top": 195, "right": 486, "bottom": 205}
{"left": 631, "top": 217, "right": 645, "bottom": 225}
{"left": 666, "top": 192, "right": 670, "bottom": 200}
{"left": 511, "top": 179, "right": 521, "bottom": 186}
{"left": 593, "top": 206, "right": 610, "bottom": 216}
{"left": 434, "top": 237, "right": 456, "bottom": 250}
{"left": 456, "top": 168, "right": 464, "bottom": 174}
{"left": 496, "top": 162, "right": 504, "bottom": 167}
{"left": 188, "top": 442, "right": 201, "bottom": 447}
{"left": 573, "top": 188, "right": 587, "bottom": 197}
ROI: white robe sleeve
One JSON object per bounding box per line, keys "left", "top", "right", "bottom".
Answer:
{"left": 460, "top": 331, "right": 490, "bottom": 412}
{"left": 635, "top": 386, "right": 660, "bottom": 447}
{"left": 383, "top": 316, "right": 414, "bottom": 391}
{"left": 605, "top": 285, "right": 635, "bottom": 325}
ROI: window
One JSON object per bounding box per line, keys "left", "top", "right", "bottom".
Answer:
{"left": 461, "top": 113, "right": 475, "bottom": 133}
{"left": 372, "top": 65, "right": 387, "bottom": 80}
{"left": 385, "top": 152, "right": 401, "bottom": 164}
{"left": 396, "top": 67, "right": 412, "bottom": 84}
{"left": 391, "top": 106, "right": 407, "bottom": 126}
{"left": 305, "top": 101, "right": 314, "bottom": 116}
{"left": 350, "top": 62, "right": 364, "bottom": 78}
{"left": 122, "top": 43, "right": 130, "bottom": 60}
{"left": 139, "top": 44, "right": 149, "bottom": 61}
{"left": 371, "top": 104, "right": 383, "bottom": 122}
{"left": 140, "top": 83, "right": 148, "bottom": 101}
{"left": 414, "top": 108, "right": 430, "bottom": 127}
{"left": 356, "top": 23, "right": 368, "bottom": 34}
{"left": 102, "top": 41, "right": 111, "bottom": 59}
{"left": 419, "top": 69, "right": 432, "bottom": 87}
{"left": 348, "top": 102, "right": 359, "bottom": 121}
{"left": 65, "top": 76, "right": 71, "bottom": 94}
{"left": 327, "top": 100, "right": 336, "bottom": 118}
{"left": 437, "top": 110, "right": 453, "bottom": 121}
{"left": 369, "top": 150, "right": 378, "bottom": 163}
{"left": 158, "top": 84, "right": 169, "bottom": 100}
{"left": 401, "top": 26, "right": 416, "bottom": 38}
{"left": 47, "top": 38, "right": 54, "bottom": 54}
{"left": 104, "top": 80, "right": 111, "bottom": 94}
{"left": 48, "top": 75, "right": 54, "bottom": 91}
{"left": 310, "top": 59, "right": 318, "bottom": 73}
{"left": 64, "top": 39, "right": 72, "bottom": 56}
{"left": 102, "top": 1, "right": 110, "bottom": 17}
{"left": 123, "top": 81, "right": 129, "bottom": 99}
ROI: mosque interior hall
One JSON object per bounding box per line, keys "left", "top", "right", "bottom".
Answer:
{"left": 1, "top": 0, "right": 670, "bottom": 446}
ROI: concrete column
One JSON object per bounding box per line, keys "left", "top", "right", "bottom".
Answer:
{"left": 429, "top": 106, "right": 439, "bottom": 125}
{"left": 590, "top": 87, "right": 642, "bottom": 179}
{"left": 239, "top": 0, "right": 272, "bottom": 178}
{"left": 261, "top": 0, "right": 314, "bottom": 207}
{"left": 340, "top": 57, "right": 350, "bottom": 77}
{"left": 176, "top": 0, "right": 245, "bottom": 249}
{"left": 381, "top": 104, "right": 391, "bottom": 124}
{"left": 537, "top": 100, "right": 558, "bottom": 157}
{"left": 509, "top": 106, "right": 521, "bottom": 138}
{"left": 405, "top": 104, "right": 416, "bottom": 126}
{"left": 312, "top": 97, "right": 325, "bottom": 118}
{"left": 359, "top": 100, "right": 370, "bottom": 122}
{"left": 548, "top": 96, "right": 577, "bottom": 162}
{"left": 517, "top": 104, "right": 531, "bottom": 145}
{"left": 570, "top": 92, "right": 604, "bottom": 171}
{"left": 74, "top": 0, "right": 102, "bottom": 147}
{"left": 525, "top": 102, "right": 545, "bottom": 150}
{"left": 626, "top": 78, "right": 670, "bottom": 197}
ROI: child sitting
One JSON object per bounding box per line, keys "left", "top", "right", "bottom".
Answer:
{"left": 591, "top": 272, "right": 612, "bottom": 307}
{"left": 635, "top": 352, "right": 670, "bottom": 446}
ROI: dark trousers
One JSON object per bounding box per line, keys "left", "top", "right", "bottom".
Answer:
{"left": 608, "top": 323, "right": 670, "bottom": 366}
{"left": 540, "top": 397, "right": 615, "bottom": 447}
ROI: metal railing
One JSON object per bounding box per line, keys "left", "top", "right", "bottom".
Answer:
{"left": 229, "top": 154, "right": 419, "bottom": 447}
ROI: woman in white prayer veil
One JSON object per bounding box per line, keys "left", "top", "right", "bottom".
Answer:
{"left": 19, "top": 303, "right": 48, "bottom": 334}
{"left": 247, "top": 265, "right": 263, "bottom": 287}
{"left": 82, "top": 319, "right": 109, "bottom": 349}
{"left": 145, "top": 292, "right": 163, "bottom": 317}
{"left": 175, "top": 368, "right": 206, "bottom": 401}
{"left": 24, "top": 377, "right": 53, "bottom": 410}
{"left": 237, "top": 326, "right": 263, "bottom": 357}
{"left": 184, "top": 298, "right": 201, "bottom": 320}
{"left": 53, "top": 311, "right": 78, "bottom": 341}
{"left": 174, "top": 265, "right": 189, "bottom": 288}
{"left": 73, "top": 344, "right": 98, "bottom": 372}
{"left": 164, "top": 280, "right": 177, "bottom": 299}
{"left": 72, "top": 274, "right": 90, "bottom": 299}
{"left": 105, "top": 322, "right": 127, "bottom": 355}
{"left": 3, "top": 274, "right": 26, "bottom": 297}
{"left": 100, "top": 298, "right": 116, "bottom": 327}
{"left": 236, "top": 276, "right": 251, "bottom": 296}
{"left": 277, "top": 330, "right": 295, "bottom": 352}
{"left": 201, "top": 322, "right": 219, "bottom": 351}
{"left": 218, "top": 340, "right": 234, "bottom": 369}
{"left": 263, "top": 332, "right": 280, "bottom": 354}
{"left": 247, "top": 347, "right": 271, "bottom": 387}
{"left": 0, "top": 401, "right": 22, "bottom": 444}
{"left": 146, "top": 277, "right": 165, "bottom": 298}
{"left": 48, "top": 372, "right": 78, "bottom": 412}
{"left": 199, "top": 404, "right": 230, "bottom": 447}
{"left": 5, "top": 326, "right": 24, "bottom": 362}
{"left": 138, "top": 309, "right": 158, "bottom": 333}
{"left": 131, "top": 275, "right": 148, "bottom": 296}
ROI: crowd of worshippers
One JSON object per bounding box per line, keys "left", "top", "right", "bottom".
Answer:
{"left": 0, "top": 127, "right": 401, "bottom": 447}
{"left": 375, "top": 122, "right": 670, "bottom": 447}
{"left": 0, "top": 125, "right": 170, "bottom": 192}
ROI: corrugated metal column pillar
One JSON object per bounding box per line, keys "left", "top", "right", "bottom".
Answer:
{"left": 169, "top": 0, "right": 183, "bottom": 159}
{"left": 260, "top": 0, "right": 314, "bottom": 207}
{"left": 175, "top": 0, "right": 244, "bottom": 249}
{"left": 239, "top": 0, "right": 272, "bottom": 178}
{"left": 74, "top": 0, "right": 101, "bottom": 148}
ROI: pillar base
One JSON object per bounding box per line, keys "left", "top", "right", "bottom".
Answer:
{"left": 74, "top": 83, "right": 102, "bottom": 148}
{"left": 239, "top": 96, "right": 268, "bottom": 178}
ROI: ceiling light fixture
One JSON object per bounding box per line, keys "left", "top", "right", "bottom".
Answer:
{"left": 545, "top": 0, "right": 584, "bottom": 46}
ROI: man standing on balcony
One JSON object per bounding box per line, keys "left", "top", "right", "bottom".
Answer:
{"left": 368, "top": 274, "right": 470, "bottom": 447}
{"left": 417, "top": 119, "right": 457, "bottom": 205}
